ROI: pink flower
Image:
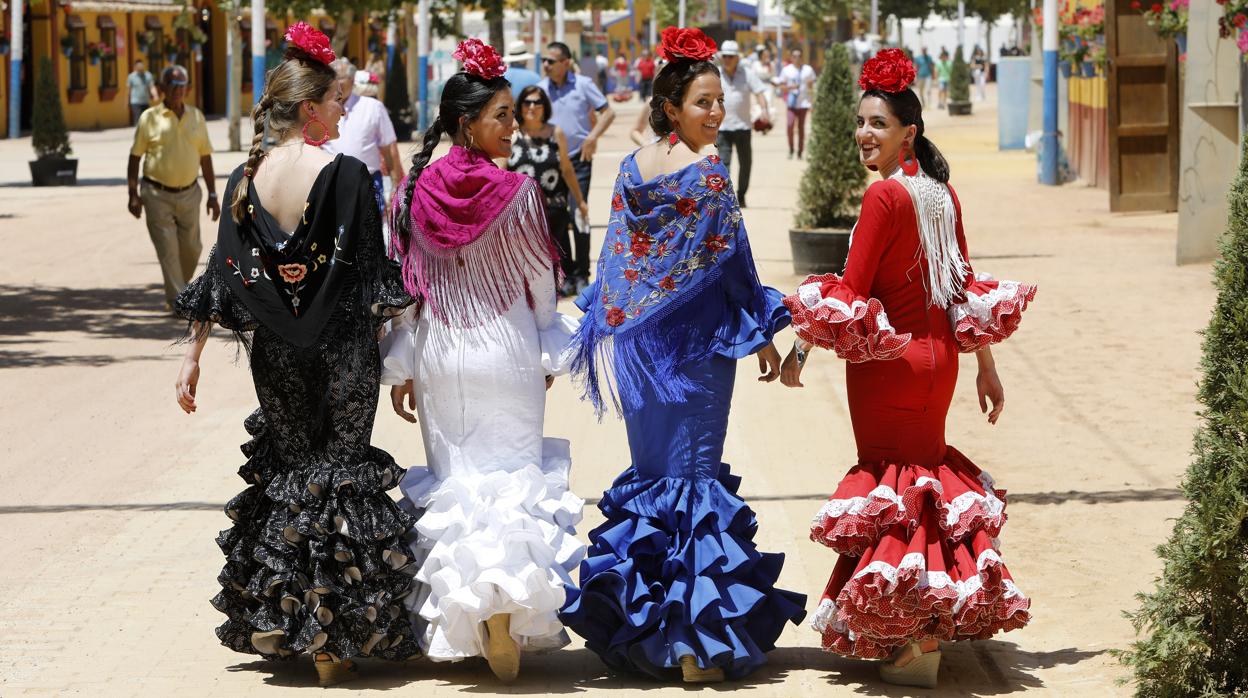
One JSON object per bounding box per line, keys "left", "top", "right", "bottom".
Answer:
{"left": 285, "top": 22, "right": 336, "bottom": 65}
{"left": 453, "top": 38, "right": 507, "bottom": 80}
{"left": 278, "top": 263, "right": 307, "bottom": 284}
{"left": 1238, "top": 28, "right": 1248, "bottom": 53}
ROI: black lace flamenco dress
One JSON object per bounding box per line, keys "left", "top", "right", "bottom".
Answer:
{"left": 174, "top": 155, "right": 421, "bottom": 661}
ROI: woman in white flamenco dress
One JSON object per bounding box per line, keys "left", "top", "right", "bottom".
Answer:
{"left": 380, "top": 58, "right": 583, "bottom": 682}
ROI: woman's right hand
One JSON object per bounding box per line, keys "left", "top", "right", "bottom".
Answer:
{"left": 780, "top": 345, "right": 806, "bottom": 388}
{"left": 176, "top": 358, "right": 201, "bottom": 413}
{"left": 390, "top": 380, "right": 418, "bottom": 423}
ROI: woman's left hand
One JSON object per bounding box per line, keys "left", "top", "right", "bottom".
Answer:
{"left": 577, "top": 200, "right": 589, "bottom": 224}
{"left": 757, "top": 342, "right": 781, "bottom": 382}
{"left": 977, "top": 364, "right": 1005, "bottom": 424}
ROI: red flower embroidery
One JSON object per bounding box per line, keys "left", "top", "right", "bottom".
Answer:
{"left": 674, "top": 198, "right": 698, "bottom": 216}
{"left": 658, "top": 276, "right": 676, "bottom": 291}
{"left": 705, "top": 174, "right": 726, "bottom": 192}
{"left": 623, "top": 268, "right": 640, "bottom": 282}
{"left": 612, "top": 241, "right": 626, "bottom": 254}
{"left": 858, "top": 48, "right": 917, "bottom": 93}
{"left": 285, "top": 22, "right": 336, "bottom": 66}
{"left": 225, "top": 257, "right": 234, "bottom": 266}
{"left": 453, "top": 38, "right": 507, "bottom": 80}
{"left": 612, "top": 193, "right": 625, "bottom": 211}
{"left": 705, "top": 234, "right": 728, "bottom": 253}
{"left": 278, "top": 263, "right": 308, "bottom": 283}
{"left": 656, "top": 242, "right": 670, "bottom": 257}
{"left": 707, "top": 154, "right": 721, "bottom": 165}
{"left": 630, "top": 232, "right": 653, "bottom": 257}
{"left": 606, "top": 306, "right": 626, "bottom": 327}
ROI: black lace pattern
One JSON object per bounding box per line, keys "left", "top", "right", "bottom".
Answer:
{"left": 175, "top": 178, "right": 419, "bottom": 661}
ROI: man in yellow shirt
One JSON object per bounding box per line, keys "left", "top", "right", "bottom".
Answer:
{"left": 127, "top": 65, "right": 220, "bottom": 310}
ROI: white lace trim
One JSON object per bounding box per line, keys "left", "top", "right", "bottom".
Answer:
{"left": 812, "top": 471, "right": 1004, "bottom": 533}
{"left": 796, "top": 282, "right": 899, "bottom": 335}
{"left": 947, "top": 276, "right": 1025, "bottom": 327}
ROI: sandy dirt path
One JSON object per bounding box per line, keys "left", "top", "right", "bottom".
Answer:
{"left": 0, "top": 87, "right": 1209, "bottom": 696}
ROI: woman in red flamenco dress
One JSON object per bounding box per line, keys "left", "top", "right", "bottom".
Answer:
{"left": 779, "top": 49, "right": 1035, "bottom": 689}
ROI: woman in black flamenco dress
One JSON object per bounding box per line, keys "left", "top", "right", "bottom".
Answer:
{"left": 173, "top": 24, "right": 420, "bottom": 685}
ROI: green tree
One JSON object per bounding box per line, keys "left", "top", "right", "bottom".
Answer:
{"left": 795, "top": 43, "right": 865, "bottom": 228}
{"left": 948, "top": 45, "right": 970, "bottom": 103}
{"left": 32, "top": 56, "right": 71, "bottom": 160}
{"left": 1116, "top": 138, "right": 1248, "bottom": 697}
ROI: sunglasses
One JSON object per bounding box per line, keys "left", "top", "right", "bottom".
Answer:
{"left": 541, "top": 57, "right": 560, "bottom": 65}
{"left": 168, "top": 79, "right": 188, "bottom": 87}
{"left": 521, "top": 98, "right": 544, "bottom": 107}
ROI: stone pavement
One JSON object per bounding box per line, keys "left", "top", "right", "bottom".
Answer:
{"left": 0, "top": 88, "right": 1212, "bottom": 696}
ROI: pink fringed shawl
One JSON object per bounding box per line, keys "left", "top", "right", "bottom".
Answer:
{"left": 390, "top": 145, "right": 561, "bottom": 327}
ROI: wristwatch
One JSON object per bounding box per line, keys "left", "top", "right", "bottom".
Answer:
{"left": 207, "top": 192, "right": 218, "bottom": 200}
{"left": 794, "top": 339, "right": 809, "bottom": 366}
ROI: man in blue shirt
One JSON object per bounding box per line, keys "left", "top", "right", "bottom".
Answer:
{"left": 504, "top": 41, "right": 541, "bottom": 100}
{"left": 539, "top": 41, "right": 615, "bottom": 291}
{"left": 914, "top": 47, "right": 935, "bottom": 107}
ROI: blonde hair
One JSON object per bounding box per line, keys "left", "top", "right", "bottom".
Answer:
{"left": 230, "top": 49, "right": 336, "bottom": 223}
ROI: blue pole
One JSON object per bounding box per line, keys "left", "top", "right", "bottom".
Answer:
{"left": 7, "top": 57, "right": 20, "bottom": 139}
{"left": 418, "top": 0, "right": 430, "bottom": 132}
{"left": 418, "top": 54, "right": 428, "bottom": 131}
{"left": 250, "top": 0, "right": 266, "bottom": 107}
{"left": 252, "top": 55, "right": 266, "bottom": 106}
{"left": 1040, "top": 49, "right": 1058, "bottom": 185}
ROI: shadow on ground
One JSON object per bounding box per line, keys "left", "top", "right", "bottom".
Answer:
{"left": 0, "top": 283, "right": 183, "bottom": 367}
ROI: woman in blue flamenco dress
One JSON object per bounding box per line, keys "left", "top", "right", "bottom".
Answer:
{"left": 559, "top": 27, "right": 806, "bottom": 684}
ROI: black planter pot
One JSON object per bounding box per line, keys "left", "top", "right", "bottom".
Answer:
{"left": 789, "top": 227, "right": 851, "bottom": 275}
{"left": 948, "top": 101, "right": 973, "bottom": 116}
{"left": 29, "top": 158, "right": 79, "bottom": 186}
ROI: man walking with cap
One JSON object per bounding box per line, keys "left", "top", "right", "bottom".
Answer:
{"left": 127, "top": 65, "right": 218, "bottom": 311}
{"left": 540, "top": 40, "right": 615, "bottom": 292}
{"left": 504, "top": 41, "right": 541, "bottom": 99}
{"left": 717, "top": 40, "right": 770, "bottom": 208}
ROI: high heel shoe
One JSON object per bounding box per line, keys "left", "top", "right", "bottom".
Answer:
{"left": 679, "top": 655, "right": 725, "bottom": 683}
{"left": 483, "top": 613, "right": 520, "bottom": 683}
{"left": 313, "top": 652, "right": 359, "bottom": 687}
{"left": 879, "top": 642, "right": 941, "bottom": 689}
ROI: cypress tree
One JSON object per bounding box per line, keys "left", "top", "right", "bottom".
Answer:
{"left": 795, "top": 43, "right": 865, "bottom": 229}
{"left": 949, "top": 46, "right": 971, "bottom": 106}
{"left": 1116, "top": 138, "right": 1248, "bottom": 695}
{"left": 32, "top": 56, "right": 72, "bottom": 160}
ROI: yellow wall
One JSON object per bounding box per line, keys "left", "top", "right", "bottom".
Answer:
{"left": 60, "top": 11, "right": 132, "bottom": 130}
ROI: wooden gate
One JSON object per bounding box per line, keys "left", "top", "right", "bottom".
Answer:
{"left": 1106, "top": 0, "right": 1179, "bottom": 212}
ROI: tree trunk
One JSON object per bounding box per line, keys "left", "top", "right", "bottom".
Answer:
{"left": 484, "top": 0, "right": 504, "bottom": 50}
{"left": 332, "top": 7, "right": 355, "bottom": 60}
{"left": 228, "top": 12, "right": 241, "bottom": 151}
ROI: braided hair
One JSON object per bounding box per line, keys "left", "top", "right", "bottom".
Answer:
{"left": 391, "top": 71, "right": 510, "bottom": 244}
{"left": 228, "top": 44, "right": 336, "bottom": 223}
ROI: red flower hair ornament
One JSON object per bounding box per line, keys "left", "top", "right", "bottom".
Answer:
{"left": 858, "top": 48, "right": 917, "bottom": 93}
{"left": 284, "top": 22, "right": 336, "bottom": 66}
{"left": 658, "top": 27, "right": 718, "bottom": 61}
{"left": 454, "top": 38, "right": 508, "bottom": 80}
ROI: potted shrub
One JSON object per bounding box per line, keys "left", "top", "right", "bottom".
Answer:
{"left": 384, "top": 52, "right": 414, "bottom": 142}
{"left": 29, "top": 56, "right": 77, "bottom": 186}
{"left": 948, "top": 47, "right": 972, "bottom": 115}
{"left": 789, "top": 43, "right": 866, "bottom": 275}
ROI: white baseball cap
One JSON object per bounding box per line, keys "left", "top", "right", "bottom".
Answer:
{"left": 720, "top": 40, "right": 740, "bottom": 56}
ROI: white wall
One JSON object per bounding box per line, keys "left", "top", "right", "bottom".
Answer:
{"left": 888, "top": 13, "right": 1023, "bottom": 62}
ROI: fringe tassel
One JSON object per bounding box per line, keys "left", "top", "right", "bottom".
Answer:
{"left": 894, "top": 171, "right": 968, "bottom": 309}
{"left": 393, "top": 179, "right": 561, "bottom": 328}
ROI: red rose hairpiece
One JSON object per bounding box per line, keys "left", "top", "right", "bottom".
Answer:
{"left": 858, "top": 48, "right": 917, "bottom": 93}
{"left": 453, "top": 38, "right": 507, "bottom": 80}
{"left": 284, "top": 22, "right": 335, "bottom": 66}
{"left": 658, "top": 27, "right": 717, "bottom": 62}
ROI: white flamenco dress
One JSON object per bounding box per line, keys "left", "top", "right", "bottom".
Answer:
{"left": 380, "top": 171, "right": 584, "bottom": 661}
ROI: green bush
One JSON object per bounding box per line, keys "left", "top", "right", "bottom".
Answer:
{"left": 32, "top": 56, "right": 72, "bottom": 160}
{"left": 795, "top": 43, "right": 865, "bottom": 229}
{"left": 1115, "top": 137, "right": 1248, "bottom": 696}
{"left": 949, "top": 47, "right": 971, "bottom": 104}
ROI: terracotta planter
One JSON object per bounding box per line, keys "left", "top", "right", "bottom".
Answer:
{"left": 789, "top": 227, "right": 851, "bottom": 275}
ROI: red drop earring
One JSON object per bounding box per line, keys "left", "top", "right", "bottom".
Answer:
{"left": 898, "top": 143, "right": 919, "bottom": 176}
{"left": 303, "top": 117, "right": 329, "bottom": 147}
{"left": 667, "top": 131, "right": 680, "bottom": 154}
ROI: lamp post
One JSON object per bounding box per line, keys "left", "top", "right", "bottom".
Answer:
{"left": 251, "top": 0, "right": 265, "bottom": 104}
{"left": 555, "top": 0, "right": 565, "bottom": 41}
{"left": 9, "top": 0, "right": 23, "bottom": 138}
{"left": 1040, "top": 0, "right": 1058, "bottom": 184}
{"left": 417, "top": 0, "right": 430, "bottom": 131}
{"left": 679, "top": 0, "right": 686, "bottom": 27}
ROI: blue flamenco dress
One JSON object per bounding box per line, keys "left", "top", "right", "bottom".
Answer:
{"left": 559, "top": 152, "right": 807, "bottom": 680}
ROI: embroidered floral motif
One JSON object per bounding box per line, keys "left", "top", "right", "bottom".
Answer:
{"left": 251, "top": 247, "right": 260, "bottom": 257}
{"left": 606, "top": 306, "right": 626, "bottom": 326}
{"left": 278, "top": 264, "right": 308, "bottom": 283}
{"left": 674, "top": 198, "right": 698, "bottom": 216}
{"left": 705, "top": 234, "right": 729, "bottom": 253}
{"left": 225, "top": 256, "right": 257, "bottom": 287}
{"left": 658, "top": 276, "right": 676, "bottom": 291}
{"left": 612, "top": 193, "right": 626, "bottom": 211}
{"left": 630, "top": 232, "right": 654, "bottom": 257}
{"left": 624, "top": 268, "right": 640, "bottom": 283}
{"left": 705, "top": 174, "right": 726, "bottom": 192}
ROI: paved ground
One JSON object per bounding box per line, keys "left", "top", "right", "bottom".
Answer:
{"left": 0, "top": 86, "right": 1211, "bottom": 696}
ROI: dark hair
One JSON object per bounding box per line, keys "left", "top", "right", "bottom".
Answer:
{"left": 648, "top": 59, "right": 720, "bottom": 136}
{"left": 516, "top": 85, "right": 551, "bottom": 124}
{"left": 546, "top": 41, "right": 572, "bottom": 60}
{"left": 861, "top": 87, "right": 950, "bottom": 183}
{"left": 392, "top": 71, "right": 511, "bottom": 242}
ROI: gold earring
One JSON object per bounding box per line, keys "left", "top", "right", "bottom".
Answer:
{"left": 466, "top": 131, "right": 476, "bottom": 151}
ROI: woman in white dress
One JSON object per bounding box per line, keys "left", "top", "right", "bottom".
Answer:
{"left": 381, "top": 39, "right": 583, "bottom": 683}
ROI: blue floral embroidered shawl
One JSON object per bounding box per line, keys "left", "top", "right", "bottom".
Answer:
{"left": 571, "top": 152, "right": 785, "bottom": 413}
